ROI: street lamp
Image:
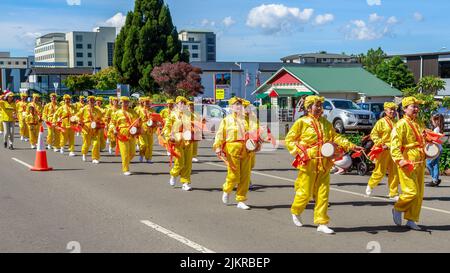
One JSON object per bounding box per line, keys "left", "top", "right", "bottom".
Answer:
{"left": 53, "top": 82, "right": 59, "bottom": 96}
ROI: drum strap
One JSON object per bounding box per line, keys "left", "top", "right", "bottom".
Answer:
{"left": 308, "top": 115, "right": 325, "bottom": 171}
{"left": 384, "top": 117, "right": 393, "bottom": 130}
{"left": 403, "top": 117, "right": 424, "bottom": 156}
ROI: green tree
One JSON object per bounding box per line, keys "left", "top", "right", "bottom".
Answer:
{"left": 416, "top": 76, "right": 446, "bottom": 95}
{"left": 63, "top": 74, "right": 95, "bottom": 95}
{"left": 361, "top": 47, "right": 387, "bottom": 74}
{"left": 114, "top": 0, "right": 189, "bottom": 94}
{"left": 376, "top": 56, "right": 416, "bottom": 90}
{"left": 93, "top": 67, "right": 119, "bottom": 90}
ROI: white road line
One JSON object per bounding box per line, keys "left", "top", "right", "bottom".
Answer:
{"left": 140, "top": 220, "right": 215, "bottom": 253}
{"left": 204, "top": 162, "right": 450, "bottom": 216}
{"left": 12, "top": 157, "right": 33, "bottom": 169}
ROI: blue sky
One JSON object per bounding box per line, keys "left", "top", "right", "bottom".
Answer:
{"left": 0, "top": 0, "right": 448, "bottom": 61}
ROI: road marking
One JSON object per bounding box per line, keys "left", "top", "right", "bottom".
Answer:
{"left": 12, "top": 157, "right": 33, "bottom": 169}
{"left": 140, "top": 220, "right": 215, "bottom": 253}
{"left": 204, "top": 162, "right": 450, "bottom": 216}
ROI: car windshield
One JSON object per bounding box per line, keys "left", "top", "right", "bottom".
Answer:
{"left": 371, "top": 104, "right": 384, "bottom": 113}
{"left": 332, "top": 100, "right": 361, "bottom": 110}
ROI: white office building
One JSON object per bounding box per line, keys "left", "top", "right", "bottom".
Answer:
{"left": 0, "top": 52, "right": 34, "bottom": 92}
{"left": 178, "top": 29, "right": 216, "bottom": 62}
{"left": 34, "top": 27, "right": 116, "bottom": 71}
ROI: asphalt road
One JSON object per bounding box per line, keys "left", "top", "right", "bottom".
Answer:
{"left": 1, "top": 126, "right": 450, "bottom": 253}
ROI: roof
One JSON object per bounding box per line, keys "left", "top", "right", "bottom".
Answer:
{"left": 392, "top": 51, "right": 450, "bottom": 58}
{"left": 179, "top": 29, "right": 215, "bottom": 34}
{"left": 254, "top": 66, "right": 402, "bottom": 97}
{"left": 191, "top": 62, "right": 242, "bottom": 71}
{"left": 27, "top": 67, "right": 94, "bottom": 76}
{"left": 281, "top": 53, "right": 354, "bottom": 61}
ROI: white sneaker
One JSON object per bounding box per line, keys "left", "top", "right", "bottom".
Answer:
{"left": 392, "top": 208, "right": 402, "bottom": 226}
{"left": 237, "top": 202, "right": 250, "bottom": 210}
{"left": 92, "top": 159, "right": 100, "bottom": 164}
{"left": 24, "top": 138, "right": 29, "bottom": 142}
{"left": 20, "top": 136, "right": 24, "bottom": 141}
{"left": 53, "top": 147, "right": 59, "bottom": 152}
{"left": 406, "top": 220, "right": 422, "bottom": 230}
{"left": 167, "top": 151, "right": 171, "bottom": 156}
{"left": 292, "top": 214, "right": 303, "bottom": 227}
{"left": 169, "top": 176, "right": 177, "bottom": 186}
{"left": 389, "top": 196, "right": 399, "bottom": 202}
{"left": 69, "top": 152, "right": 76, "bottom": 157}
{"left": 123, "top": 171, "right": 132, "bottom": 176}
{"left": 82, "top": 155, "right": 87, "bottom": 162}
{"left": 60, "top": 148, "right": 64, "bottom": 154}
{"left": 192, "top": 157, "right": 199, "bottom": 162}
{"left": 365, "top": 185, "right": 372, "bottom": 196}
{"left": 182, "top": 183, "right": 192, "bottom": 191}
{"left": 317, "top": 225, "right": 335, "bottom": 234}
{"left": 47, "top": 145, "right": 51, "bottom": 149}
{"left": 30, "top": 145, "right": 36, "bottom": 149}
{"left": 139, "top": 156, "right": 144, "bottom": 163}
{"left": 222, "top": 192, "right": 229, "bottom": 204}
{"left": 106, "top": 139, "right": 110, "bottom": 144}
{"left": 108, "top": 146, "right": 113, "bottom": 155}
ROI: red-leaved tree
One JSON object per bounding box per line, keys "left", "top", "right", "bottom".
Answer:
{"left": 151, "top": 62, "right": 203, "bottom": 97}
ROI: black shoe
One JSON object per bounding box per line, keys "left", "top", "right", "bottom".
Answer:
{"left": 436, "top": 179, "right": 442, "bottom": 186}
{"left": 427, "top": 181, "right": 438, "bottom": 187}
{"left": 8, "top": 145, "right": 14, "bottom": 150}
{"left": 3, "top": 142, "right": 6, "bottom": 148}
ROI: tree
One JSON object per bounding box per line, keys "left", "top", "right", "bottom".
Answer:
{"left": 114, "top": 0, "right": 189, "bottom": 94}
{"left": 63, "top": 74, "right": 95, "bottom": 95}
{"left": 151, "top": 62, "right": 203, "bottom": 97}
{"left": 93, "top": 67, "right": 119, "bottom": 90}
{"left": 360, "top": 47, "right": 387, "bottom": 74}
{"left": 416, "top": 76, "right": 446, "bottom": 95}
{"left": 376, "top": 56, "right": 415, "bottom": 90}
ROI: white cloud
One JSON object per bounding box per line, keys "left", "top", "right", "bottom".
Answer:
{"left": 367, "top": 0, "right": 381, "bottom": 6}
{"left": 346, "top": 20, "right": 381, "bottom": 40}
{"left": 66, "top": 0, "right": 81, "bottom": 6}
{"left": 314, "top": 14, "right": 334, "bottom": 26}
{"left": 222, "top": 16, "right": 236, "bottom": 27}
{"left": 201, "top": 19, "right": 216, "bottom": 28}
{"left": 369, "top": 13, "right": 383, "bottom": 23}
{"left": 246, "top": 4, "right": 314, "bottom": 34}
{"left": 103, "top": 12, "right": 126, "bottom": 31}
{"left": 414, "top": 12, "right": 424, "bottom": 22}
{"left": 386, "top": 16, "right": 398, "bottom": 25}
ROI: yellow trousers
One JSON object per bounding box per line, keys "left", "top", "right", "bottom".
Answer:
{"left": 170, "top": 142, "right": 193, "bottom": 184}
{"left": 139, "top": 132, "right": 154, "bottom": 160}
{"left": 81, "top": 130, "right": 101, "bottom": 160}
{"left": 192, "top": 141, "right": 198, "bottom": 157}
{"left": 107, "top": 129, "right": 117, "bottom": 151}
{"left": 223, "top": 142, "right": 251, "bottom": 202}
{"left": 118, "top": 138, "right": 136, "bottom": 172}
{"left": 100, "top": 130, "right": 106, "bottom": 151}
{"left": 60, "top": 128, "right": 75, "bottom": 152}
{"left": 291, "top": 159, "right": 331, "bottom": 225}
{"left": 47, "top": 127, "right": 60, "bottom": 148}
{"left": 368, "top": 150, "right": 399, "bottom": 197}
{"left": 394, "top": 163, "right": 425, "bottom": 222}
{"left": 19, "top": 119, "right": 29, "bottom": 138}
{"left": 0, "top": 121, "right": 3, "bottom": 131}
{"left": 27, "top": 124, "right": 39, "bottom": 146}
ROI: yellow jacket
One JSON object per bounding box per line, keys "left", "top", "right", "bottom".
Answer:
{"left": 213, "top": 113, "right": 249, "bottom": 150}
{"left": 0, "top": 101, "right": 16, "bottom": 122}
{"left": 285, "top": 114, "right": 355, "bottom": 161}
{"left": 139, "top": 107, "right": 156, "bottom": 133}
{"left": 370, "top": 116, "right": 396, "bottom": 147}
{"left": 75, "top": 102, "right": 86, "bottom": 113}
{"left": 25, "top": 112, "right": 40, "bottom": 126}
{"left": 163, "top": 109, "right": 193, "bottom": 144}
{"left": 27, "top": 102, "right": 42, "bottom": 118}
{"left": 160, "top": 108, "right": 171, "bottom": 121}
{"left": 42, "top": 102, "right": 59, "bottom": 122}
{"left": 390, "top": 116, "right": 426, "bottom": 164}
{"left": 53, "top": 104, "right": 77, "bottom": 128}
{"left": 16, "top": 100, "right": 28, "bottom": 120}
{"left": 113, "top": 108, "right": 139, "bottom": 139}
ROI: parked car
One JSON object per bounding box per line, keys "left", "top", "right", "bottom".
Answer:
{"left": 195, "top": 103, "right": 227, "bottom": 138}
{"left": 217, "top": 100, "right": 230, "bottom": 115}
{"left": 357, "top": 102, "right": 384, "bottom": 120}
{"left": 295, "top": 98, "right": 376, "bottom": 133}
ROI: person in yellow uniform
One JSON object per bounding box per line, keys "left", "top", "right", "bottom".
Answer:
{"left": 0, "top": 91, "right": 4, "bottom": 136}
{"left": 53, "top": 94, "right": 77, "bottom": 156}
{"left": 138, "top": 97, "right": 156, "bottom": 163}
{"left": 213, "top": 97, "right": 256, "bottom": 210}
{"left": 113, "top": 96, "right": 140, "bottom": 176}
{"left": 75, "top": 96, "right": 86, "bottom": 112}
{"left": 95, "top": 96, "right": 107, "bottom": 151}
{"left": 365, "top": 102, "right": 400, "bottom": 200}
{"left": 77, "top": 96, "right": 104, "bottom": 164}
{"left": 164, "top": 96, "right": 194, "bottom": 191}
{"left": 188, "top": 101, "right": 202, "bottom": 163}
{"left": 160, "top": 99, "right": 175, "bottom": 155}
{"left": 28, "top": 93, "right": 43, "bottom": 120}
{"left": 0, "top": 91, "right": 17, "bottom": 149}
{"left": 106, "top": 97, "right": 119, "bottom": 155}
{"left": 391, "top": 97, "right": 427, "bottom": 230}
{"left": 25, "top": 104, "right": 41, "bottom": 149}
{"left": 43, "top": 93, "right": 60, "bottom": 152}
{"left": 16, "top": 93, "right": 29, "bottom": 142}
{"left": 285, "top": 95, "right": 362, "bottom": 234}
{"left": 242, "top": 99, "right": 261, "bottom": 190}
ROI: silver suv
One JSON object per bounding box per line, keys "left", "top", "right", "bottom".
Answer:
{"left": 294, "top": 98, "right": 375, "bottom": 133}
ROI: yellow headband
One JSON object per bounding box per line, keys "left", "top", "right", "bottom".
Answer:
{"left": 229, "top": 97, "right": 244, "bottom": 105}
{"left": 175, "top": 96, "right": 188, "bottom": 104}
{"left": 402, "top": 97, "right": 424, "bottom": 108}
{"left": 304, "top": 95, "right": 325, "bottom": 109}
{"left": 384, "top": 102, "right": 398, "bottom": 110}
{"left": 120, "top": 96, "right": 130, "bottom": 102}
{"left": 63, "top": 94, "right": 71, "bottom": 100}
{"left": 166, "top": 99, "right": 174, "bottom": 104}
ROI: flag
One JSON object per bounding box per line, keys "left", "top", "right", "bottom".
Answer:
{"left": 256, "top": 71, "right": 261, "bottom": 87}
{"left": 245, "top": 72, "right": 250, "bottom": 87}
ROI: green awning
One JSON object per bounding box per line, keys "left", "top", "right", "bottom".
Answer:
{"left": 256, "top": 93, "right": 268, "bottom": 99}
{"left": 294, "top": 91, "right": 314, "bottom": 97}
{"left": 271, "top": 88, "right": 314, "bottom": 97}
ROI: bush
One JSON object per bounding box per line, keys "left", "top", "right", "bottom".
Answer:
{"left": 439, "top": 142, "right": 450, "bottom": 174}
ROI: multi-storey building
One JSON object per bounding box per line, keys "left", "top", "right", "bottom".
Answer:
{"left": 178, "top": 29, "right": 216, "bottom": 62}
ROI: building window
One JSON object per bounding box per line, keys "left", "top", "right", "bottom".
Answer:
{"left": 15, "top": 61, "right": 19, "bottom": 65}
{"left": 88, "top": 61, "right": 93, "bottom": 67}
{"left": 192, "top": 53, "right": 199, "bottom": 58}
{"left": 76, "top": 52, "right": 83, "bottom": 58}
{"left": 76, "top": 44, "right": 83, "bottom": 49}
{"left": 0, "top": 61, "right": 3, "bottom": 65}
{"left": 77, "top": 61, "right": 84, "bottom": 66}
{"left": 207, "top": 37, "right": 215, "bottom": 44}
{"left": 87, "top": 44, "right": 92, "bottom": 49}
{"left": 183, "top": 45, "right": 189, "bottom": 50}
{"left": 107, "top": 42, "right": 114, "bottom": 67}
{"left": 191, "top": 45, "right": 199, "bottom": 50}
{"left": 23, "top": 61, "right": 27, "bottom": 65}
{"left": 207, "top": 45, "right": 215, "bottom": 53}
{"left": 8, "top": 62, "right": 11, "bottom": 65}
{"left": 76, "top": 35, "right": 83, "bottom": 42}
{"left": 88, "top": 52, "right": 92, "bottom": 58}
{"left": 188, "top": 37, "right": 195, "bottom": 42}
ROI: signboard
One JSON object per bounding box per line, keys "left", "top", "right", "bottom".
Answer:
{"left": 215, "top": 89, "right": 225, "bottom": 100}
{"left": 116, "top": 84, "right": 121, "bottom": 99}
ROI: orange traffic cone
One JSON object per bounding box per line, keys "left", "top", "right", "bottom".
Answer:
{"left": 31, "top": 125, "right": 53, "bottom": 171}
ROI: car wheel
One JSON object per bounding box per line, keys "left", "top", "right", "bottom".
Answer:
{"left": 357, "top": 162, "right": 368, "bottom": 176}
{"left": 333, "top": 119, "right": 345, "bottom": 134}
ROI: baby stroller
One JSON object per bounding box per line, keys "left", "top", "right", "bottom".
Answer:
{"left": 348, "top": 135, "right": 375, "bottom": 176}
